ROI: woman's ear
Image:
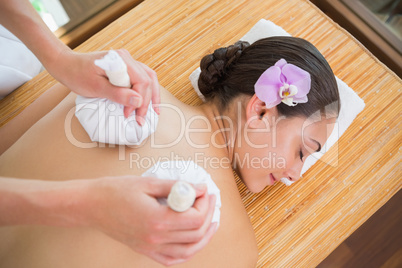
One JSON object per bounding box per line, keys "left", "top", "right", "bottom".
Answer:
{"left": 246, "top": 94, "right": 278, "bottom": 129}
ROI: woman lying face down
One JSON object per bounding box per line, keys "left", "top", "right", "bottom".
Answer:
{"left": 0, "top": 36, "right": 339, "bottom": 267}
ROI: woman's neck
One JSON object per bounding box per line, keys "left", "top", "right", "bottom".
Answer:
{"left": 200, "top": 98, "right": 247, "bottom": 166}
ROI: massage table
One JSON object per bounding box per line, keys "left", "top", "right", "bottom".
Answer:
{"left": 0, "top": 0, "right": 401, "bottom": 266}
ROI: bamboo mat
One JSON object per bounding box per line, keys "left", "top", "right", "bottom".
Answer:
{"left": 1, "top": 0, "right": 401, "bottom": 267}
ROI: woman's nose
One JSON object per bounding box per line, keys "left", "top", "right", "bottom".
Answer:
{"left": 284, "top": 160, "right": 304, "bottom": 182}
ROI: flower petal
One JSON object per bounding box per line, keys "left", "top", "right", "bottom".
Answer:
{"left": 255, "top": 66, "right": 282, "bottom": 105}
{"left": 292, "top": 77, "right": 311, "bottom": 98}
{"left": 265, "top": 98, "right": 282, "bottom": 109}
{"left": 293, "top": 95, "right": 308, "bottom": 103}
{"left": 282, "top": 64, "right": 311, "bottom": 97}
{"left": 275, "top": 59, "right": 287, "bottom": 69}
{"left": 288, "top": 85, "right": 298, "bottom": 96}
{"left": 282, "top": 97, "right": 296, "bottom": 106}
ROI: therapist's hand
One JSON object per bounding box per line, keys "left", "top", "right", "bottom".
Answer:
{"left": 88, "top": 176, "right": 217, "bottom": 266}
{"left": 0, "top": 0, "right": 159, "bottom": 125}
{"left": 48, "top": 49, "right": 160, "bottom": 124}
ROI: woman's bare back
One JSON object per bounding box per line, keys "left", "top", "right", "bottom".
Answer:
{"left": 0, "top": 85, "right": 257, "bottom": 267}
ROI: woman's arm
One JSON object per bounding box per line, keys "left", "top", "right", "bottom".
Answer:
{"left": 0, "top": 83, "right": 71, "bottom": 155}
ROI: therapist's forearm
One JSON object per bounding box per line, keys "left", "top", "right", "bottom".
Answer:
{"left": 0, "top": 177, "right": 91, "bottom": 227}
{"left": 0, "top": 0, "right": 70, "bottom": 69}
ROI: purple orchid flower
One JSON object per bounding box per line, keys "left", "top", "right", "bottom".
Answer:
{"left": 254, "top": 59, "right": 311, "bottom": 108}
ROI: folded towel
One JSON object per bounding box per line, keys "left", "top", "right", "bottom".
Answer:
{"left": 190, "top": 19, "right": 366, "bottom": 183}
{"left": 0, "top": 25, "right": 43, "bottom": 99}
{"left": 75, "top": 51, "right": 159, "bottom": 145}
{"left": 142, "top": 161, "right": 221, "bottom": 225}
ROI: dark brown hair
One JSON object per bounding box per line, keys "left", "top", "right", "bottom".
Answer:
{"left": 198, "top": 36, "right": 340, "bottom": 118}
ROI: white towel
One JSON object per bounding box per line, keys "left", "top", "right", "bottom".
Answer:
{"left": 142, "top": 161, "right": 221, "bottom": 225}
{"left": 0, "top": 25, "right": 43, "bottom": 99}
{"left": 190, "top": 19, "right": 366, "bottom": 182}
{"left": 75, "top": 51, "right": 159, "bottom": 146}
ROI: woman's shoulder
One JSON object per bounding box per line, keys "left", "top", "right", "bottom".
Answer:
{"left": 199, "top": 162, "right": 258, "bottom": 266}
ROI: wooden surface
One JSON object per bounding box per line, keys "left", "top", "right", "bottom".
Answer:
{"left": 57, "top": 0, "right": 144, "bottom": 48}
{"left": 318, "top": 189, "right": 402, "bottom": 268}
{"left": 0, "top": 0, "right": 401, "bottom": 267}
{"left": 58, "top": 0, "right": 116, "bottom": 37}
{"left": 310, "top": 0, "right": 402, "bottom": 77}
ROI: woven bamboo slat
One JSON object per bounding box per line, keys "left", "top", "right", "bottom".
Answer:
{"left": 0, "top": 0, "right": 401, "bottom": 267}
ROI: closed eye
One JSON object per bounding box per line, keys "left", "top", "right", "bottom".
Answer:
{"left": 311, "top": 138, "right": 322, "bottom": 153}
{"left": 299, "top": 150, "right": 304, "bottom": 162}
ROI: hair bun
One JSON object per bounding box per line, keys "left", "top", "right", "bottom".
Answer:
{"left": 198, "top": 41, "right": 250, "bottom": 99}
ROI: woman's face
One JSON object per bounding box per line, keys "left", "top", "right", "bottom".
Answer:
{"left": 234, "top": 111, "right": 336, "bottom": 193}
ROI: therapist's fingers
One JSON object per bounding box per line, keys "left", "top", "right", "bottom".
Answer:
{"left": 132, "top": 79, "right": 153, "bottom": 125}
{"left": 87, "top": 52, "right": 145, "bottom": 109}
{"left": 103, "top": 85, "right": 143, "bottom": 109}
{"left": 117, "top": 49, "right": 149, "bottom": 119}
{"left": 116, "top": 49, "right": 160, "bottom": 123}
{"left": 160, "top": 195, "right": 216, "bottom": 244}
{"left": 143, "top": 178, "right": 213, "bottom": 232}
{"left": 160, "top": 191, "right": 213, "bottom": 232}
{"left": 138, "top": 61, "right": 160, "bottom": 114}
{"left": 131, "top": 64, "right": 157, "bottom": 125}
